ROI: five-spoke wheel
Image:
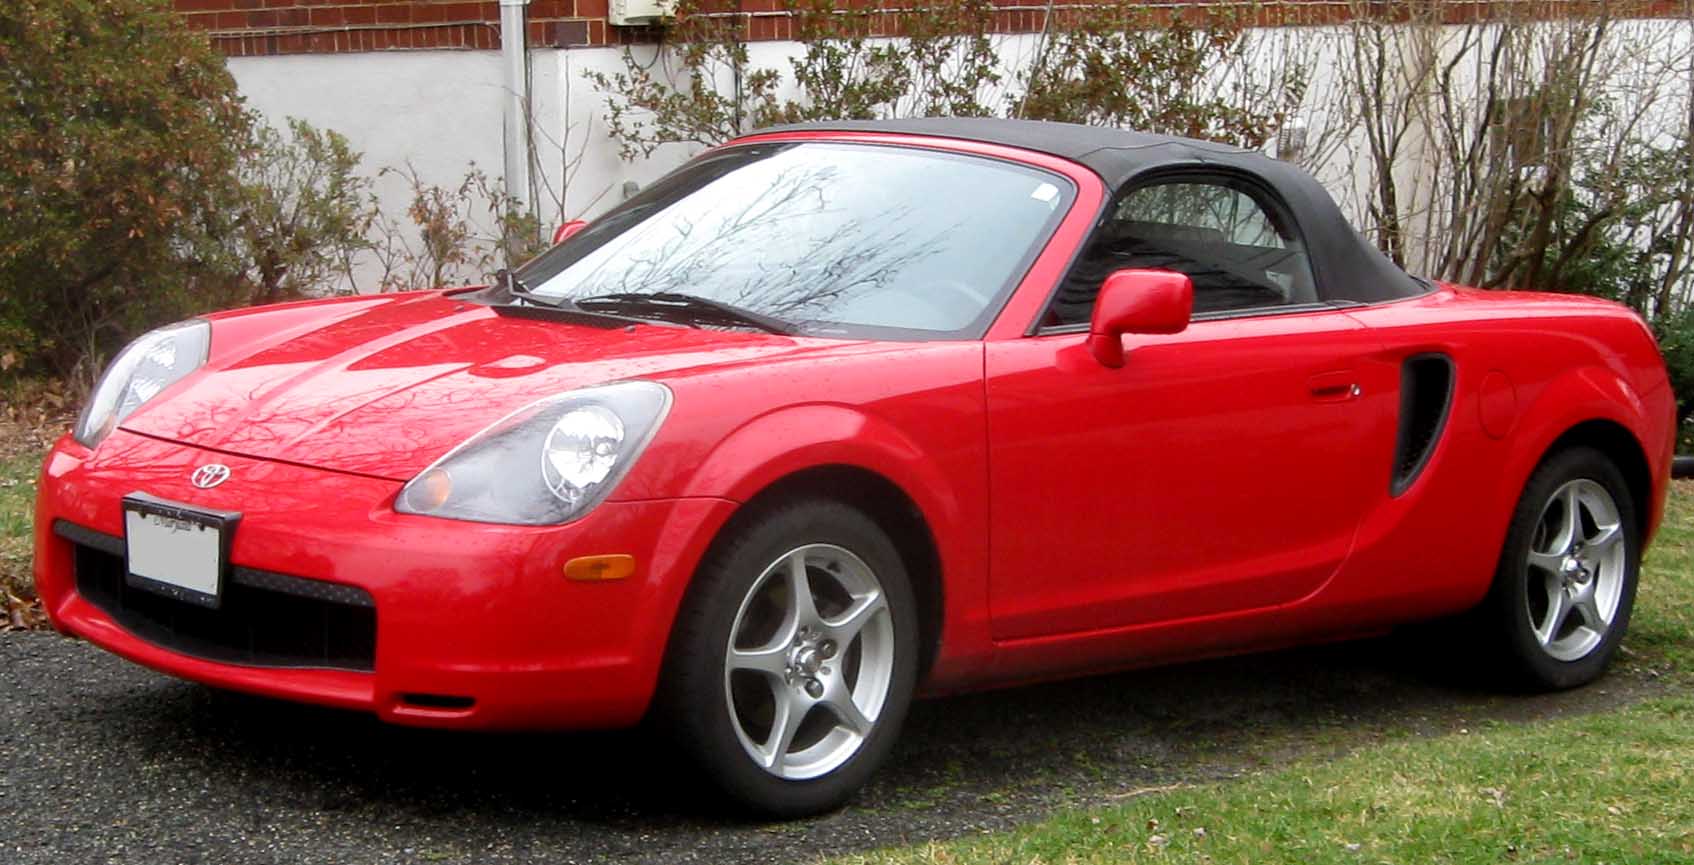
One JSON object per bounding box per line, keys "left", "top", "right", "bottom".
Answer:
{"left": 1524, "top": 479, "right": 1627, "bottom": 662}
{"left": 725, "top": 544, "right": 894, "bottom": 779}
{"left": 659, "top": 498, "right": 918, "bottom": 817}
{"left": 1484, "top": 446, "right": 1639, "bottom": 689}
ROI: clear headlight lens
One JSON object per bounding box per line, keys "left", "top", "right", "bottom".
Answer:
{"left": 74, "top": 320, "right": 211, "bottom": 449}
{"left": 395, "top": 381, "right": 672, "bottom": 525}
{"left": 543, "top": 405, "right": 625, "bottom": 509}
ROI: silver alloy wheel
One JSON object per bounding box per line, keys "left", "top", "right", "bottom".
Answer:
{"left": 1525, "top": 478, "right": 1627, "bottom": 662}
{"left": 723, "top": 543, "right": 895, "bottom": 780}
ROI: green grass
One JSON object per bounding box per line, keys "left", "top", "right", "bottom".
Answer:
{"left": 838, "top": 485, "right": 1694, "bottom": 865}
{"left": 843, "top": 697, "right": 1694, "bottom": 865}
{"left": 1631, "top": 481, "right": 1694, "bottom": 673}
{"left": 0, "top": 448, "right": 39, "bottom": 596}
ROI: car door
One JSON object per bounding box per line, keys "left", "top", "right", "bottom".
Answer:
{"left": 986, "top": 173, "right": 1382, "bottom": 641}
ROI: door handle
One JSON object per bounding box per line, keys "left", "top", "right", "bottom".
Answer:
{"left": 1308, "top": 371, "right": 1361, "bottom": 402}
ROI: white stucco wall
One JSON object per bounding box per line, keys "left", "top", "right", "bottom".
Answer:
{"left": 229, "top": 51, "right": 514, "bottom": 290}
{"left": 226, "top": 48, "right": 684, "bottom": 221}
{"left": 230, "top": 50, "right": 510, "bottom": 218}
{"left": 544, "top": 46, "right": 691, "bottom": 225}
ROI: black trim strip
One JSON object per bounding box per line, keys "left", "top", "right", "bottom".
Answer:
{"left": 490, "top": 301, "right": 663, "bottom": 330}
{"left": 54, "top": 520, "right": 122, "bottom": 556}
{"left": 53, "top": 520, "right": 375, "bottom": 608}
{"left": 1034, "top": 301, "right": 1343, "bottom": 336}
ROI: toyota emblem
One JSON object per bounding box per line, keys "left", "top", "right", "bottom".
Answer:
{"left": 190, "top": 464, "right": 231, "bottom": 489}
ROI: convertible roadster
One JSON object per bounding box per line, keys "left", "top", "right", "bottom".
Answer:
{"left": 35, "top": 118, "right": 1674, "bottom": 816}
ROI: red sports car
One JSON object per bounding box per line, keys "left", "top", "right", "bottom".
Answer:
{"left": 35, "top": 119, "right": 1674, "bottom": 816}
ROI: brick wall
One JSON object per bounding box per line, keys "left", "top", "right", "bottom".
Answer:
{"left": 173, "top": 1, "right": 1692, "bottom": 58}
{"left": 173, "top": 0, "right": 1352, "bottom": 56}
{"left": 175, "top": 0, "right": 617, "bottom": 56}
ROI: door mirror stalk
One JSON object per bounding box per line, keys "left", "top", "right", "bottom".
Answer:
{"left": 1086, "top": 269, "right": 1194, "bottom": 368}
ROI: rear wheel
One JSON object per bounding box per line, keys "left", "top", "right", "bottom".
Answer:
{"left": 1482, "top": 446, "right": 1639, "bottom": 689}
{"left": 659, "top": 499, "right": 919, "bottom": 817}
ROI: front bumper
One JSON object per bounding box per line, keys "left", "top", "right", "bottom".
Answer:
{"left": 34, "top": 430, "right": 736, "bottom": 730}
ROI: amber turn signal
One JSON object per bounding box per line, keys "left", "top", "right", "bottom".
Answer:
{"left": 404, "top": 467, "right": 453, "bottom": 513}
{"left": 563, "top": 554, "right": 636, "bottom": 582}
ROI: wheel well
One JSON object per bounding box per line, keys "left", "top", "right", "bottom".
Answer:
{"left": 736, "top": 465, "right": 944, "bottom": 679}
{"left": 1544, "top": 420, "right": 1653, "bottom": 535}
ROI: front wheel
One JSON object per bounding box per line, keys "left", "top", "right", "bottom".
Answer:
{"left": 659, "top": 499, "right": 919, "bottom": 817}
{"left": 1482, "top": 446, "right": 1640, "bottom": 690}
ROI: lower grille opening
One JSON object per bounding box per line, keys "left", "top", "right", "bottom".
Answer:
{"left": 399, "top": 693, "right": 476, "bottom": 710}
{"left": 66, "top": 525, "right": 376, "bottom": 672}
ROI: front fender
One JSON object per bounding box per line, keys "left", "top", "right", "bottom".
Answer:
{"left": 682, "top": 404, "right": 961, "bottom": 524}
{"left": 677, "top": 402, "right": 995, "bottom": 686}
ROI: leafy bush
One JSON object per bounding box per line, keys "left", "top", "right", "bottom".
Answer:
{"left": 585, "top": 2, "right": 778, "bottom": 160}
{"left": 771, "top": 0, "right": 1001, "bottom": 124}
{"left": 0, "top": 2, "right": 476, "bottom": 383}
{"left": 1655, "top": 308, "right": 1694, "bottom": 438}
{"left": 1336, "top": 1, "right": 1694, "bottom": 301}
{"left": 367, "top": 165, "right": 546, "bottom": 293}
{"left": 0, "top": 0, "right": 252, "bottom": 384}
{"left": 1015, "top": 4, "right": 1305, "bottom": 149}
{"left": 589, "top": 0, "right": 1306, "bottom": 159}
{"left": 230, "top": 118, "right": 376, "bottom": 306}
{"left": 587, "top": 0, "right": 1013, "bottom": 158}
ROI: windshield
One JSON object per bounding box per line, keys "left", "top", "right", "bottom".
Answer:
{"left": 511, "top": 142, "right": 1075, "bottom": 339}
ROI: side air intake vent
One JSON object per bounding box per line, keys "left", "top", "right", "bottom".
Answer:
{"left": 1391, "top": 353, "right": 1454, "bottom": 496}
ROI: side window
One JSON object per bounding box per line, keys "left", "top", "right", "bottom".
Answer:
{"left": 1043, "top": 176, "right": 1318, "bottom": 327}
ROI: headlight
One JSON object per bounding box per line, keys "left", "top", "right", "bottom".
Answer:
{"left": 394, "top": 381, "right": 672, "bottom": 525}
{"left": 74, "top": 319, "right": 211, "bottom": 449}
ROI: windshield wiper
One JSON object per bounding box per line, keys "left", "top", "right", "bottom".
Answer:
{"left": 572, "top": 292, "right": 794, "bottom": 335}
{"left": 492, "top": 271, "right": 662, "bottom": 330}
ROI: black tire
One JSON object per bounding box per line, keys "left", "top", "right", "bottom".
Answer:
{"left": 1480, "top": 446, "right": 1640, "bottom": 690}
{"left": 657, "top": 497, "right": 920, "bottom": 818}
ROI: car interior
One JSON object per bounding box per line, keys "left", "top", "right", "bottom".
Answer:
{"left": 1043, "top": 176, "right": 1319, "bottom": 328}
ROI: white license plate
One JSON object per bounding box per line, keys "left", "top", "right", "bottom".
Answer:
{"left": 123, "top": 496, "right": 236, "bottom": 609}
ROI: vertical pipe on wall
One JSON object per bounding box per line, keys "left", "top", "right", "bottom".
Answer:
{"left": 499, "top": 0, "right": 532, "bottom": 216}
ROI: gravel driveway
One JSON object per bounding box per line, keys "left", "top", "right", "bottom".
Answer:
{"left": 0, "top": 629, "right": 1657, "bottom": 864}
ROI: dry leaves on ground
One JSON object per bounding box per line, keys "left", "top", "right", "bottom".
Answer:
{"left": 3, "top": 590, "right": 47, "bottom": 631}
{"left": 1, "top": 377, "right": 65, "bottom": 632}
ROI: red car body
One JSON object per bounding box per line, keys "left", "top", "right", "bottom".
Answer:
{"left": 34, "top": 126, "right": 1676, "bottom": 733}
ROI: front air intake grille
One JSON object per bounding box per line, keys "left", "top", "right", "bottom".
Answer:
{"left": 1391, "top": 353, "right": 1455, "bottom": 496}
{"left": 58, "top": 522, "right": 376, "bottom": 672}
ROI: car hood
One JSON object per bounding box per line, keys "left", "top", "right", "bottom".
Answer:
{"left": 121, "top": 293, "right": 838, "bottom": 480}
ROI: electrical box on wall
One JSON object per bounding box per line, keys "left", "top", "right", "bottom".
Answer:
{"left": 610, "top": 0, "right": 676, "bottom": 26}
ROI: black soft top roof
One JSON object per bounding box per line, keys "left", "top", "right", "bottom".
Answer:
{"left": 753, "top": 118, "right": 1425, "bottom": 304}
